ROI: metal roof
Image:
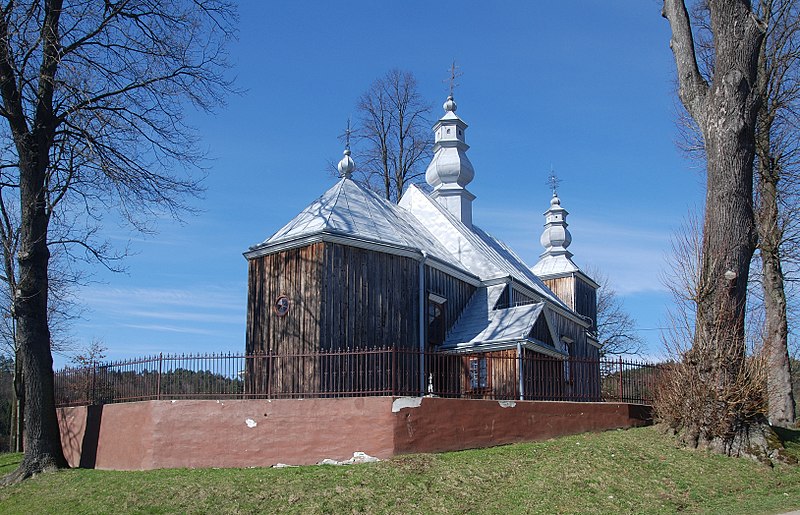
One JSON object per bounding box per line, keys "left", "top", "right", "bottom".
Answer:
{"left": 246, "top": 178, "right": 470, "bottom": 274}
{"left": 530, "top": 253, "right": 581, "bottom": 278}
{"left": 399, "top": 184, "right": 569, "bottom": 309}
{"left": 246, "top": 175, "right": 584, "bottom": 351}
{"left": 441, "top": 284, "right": 564, "bottom": 357}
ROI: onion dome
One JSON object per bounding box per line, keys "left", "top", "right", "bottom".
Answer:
{"left": 337, "top": 149, "right": 354, "bottom": 179}
{"left": 424, "top": 94, "right": 476, "bottom": 227}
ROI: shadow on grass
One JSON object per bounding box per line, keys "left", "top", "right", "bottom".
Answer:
{"left": 773, "top": 427, "right": 800, "bottom": 460}
{"left": 0, "top": 453, "right": 22, "bottom": 477}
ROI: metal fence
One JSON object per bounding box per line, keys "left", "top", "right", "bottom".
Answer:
{"left": 54, "top": 348, "right": 662, "bottom": 407}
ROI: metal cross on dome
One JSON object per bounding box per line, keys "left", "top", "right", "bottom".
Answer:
{"left": 445, "top": 60, "right": 463, "bottom": 96}
{"left": 339, "top": 118, "right": 353, "bottom": 150}
{"left": 547, "top": 167, "right": 561, "bottom": 196}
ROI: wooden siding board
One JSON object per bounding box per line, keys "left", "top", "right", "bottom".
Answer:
{"left": 425, "top": 267, "right": 476, "bottom": 349}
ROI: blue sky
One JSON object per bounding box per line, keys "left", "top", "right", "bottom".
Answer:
{"left": 65, "top": 0, "right": 702, "bottom": 367}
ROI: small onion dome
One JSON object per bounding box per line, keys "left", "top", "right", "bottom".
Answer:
{"left": 443, "top": 94, "right": 457, "bottom": 113}
{"left": 338, "top": 149, "right": 354, "bottom": 178}
{"left": 551, "top": 193, "right": 561, "bottom": 206}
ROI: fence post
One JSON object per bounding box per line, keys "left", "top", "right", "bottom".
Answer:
{"left": 391, "top": 346, "right": 397, "bottom": 397}
{"left": 517, "top": 342, "right": 524, "bottom": 401}
{"left": 618, "top": 356, "right": 624, "bottom": 402}
{"left": 267, "top": 351, "right": 272, "bottom": 400}
{"left": 157, "top": 353, "right": 163, "bottom": 401}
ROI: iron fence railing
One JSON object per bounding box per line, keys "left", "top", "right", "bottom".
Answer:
{"left": 54, "top": 348, "right": 662, "bottom": 407}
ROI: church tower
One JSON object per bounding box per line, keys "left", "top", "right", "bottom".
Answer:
{"left": 531, "top": 190, "right": 599, "bottom": 333}
{"left": 425, "top": 94, "right": 476, "bottom": 228}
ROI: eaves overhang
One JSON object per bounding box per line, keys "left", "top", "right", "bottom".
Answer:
{"left": 439, "top": 337, "right": 568, "bottom": 359}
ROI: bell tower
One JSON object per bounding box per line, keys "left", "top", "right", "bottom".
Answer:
{"left": 531, "top": 188, "right": 599, "bottom": 332}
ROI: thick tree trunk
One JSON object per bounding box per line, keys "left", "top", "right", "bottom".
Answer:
{"left": 663, "top": 0, "right": 768, "bottom": 451}
{"left": 2, "top": 146, "right": 68, "bottom": 483}
{"left": 688, "top": 0, "right": 760, "bottom": 395}
{"left": 0, "top": 0, "right": 68, "bottom": 483}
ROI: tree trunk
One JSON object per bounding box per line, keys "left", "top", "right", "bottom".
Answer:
{"left": 692, "top": 0, "right": 760, "bottom": 396}
{"left": 10, "top": 356, "right": 23, "bottom": 453}
{"left": 663, "top": 0, "right": 767, "bottom": 450}
{"left": 2, "top": 145, "right": 68, "bottom": 483}
{"left": 758, "top": 156, "right": 796, "bottom": 427}
{"left": 754, "top": 0, "right": 796, "bottom": 428}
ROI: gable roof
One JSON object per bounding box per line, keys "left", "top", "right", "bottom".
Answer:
{"left": 441, "top": 284, "right": 565, "bottom": 358}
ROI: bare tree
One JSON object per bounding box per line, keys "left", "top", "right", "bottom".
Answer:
{"left": 584, "top": 266, "right": 644, "bottom": 357}
{"left": 0, "top": 0, "right": 236, "bottom": 482}
{"left": 354, "top": 69, "right": 432, "bottom": 203}
{"left": 661, "top": 0, "right": 768, "bottom": 454}
{"left": 752, "top": 0, "right": 800, "bottom": 427}
{"left": 676, "top": 0, "right": 800, "bottom": 428}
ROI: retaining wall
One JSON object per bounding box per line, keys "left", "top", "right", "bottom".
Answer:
{"left": 57, "top": 397, "right": 652, "bottom": 470}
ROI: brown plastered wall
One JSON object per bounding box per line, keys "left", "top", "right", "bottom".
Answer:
{"left": 59, "top": 402, "right": 156, "bottom": 469}
{"left": 58, "top": 397, "right": 651, "bottom": 470}
{"left": 392, "top": 397, "right": 652, "bottom": 455}
{"left": 59, "top": 397, "right": 396, "bottom": 470}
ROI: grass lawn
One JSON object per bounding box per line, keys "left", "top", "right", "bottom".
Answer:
{"left": 0, "top": 426, "right": 798, "bottom": 514}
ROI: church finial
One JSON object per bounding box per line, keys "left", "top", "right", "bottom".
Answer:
{"left": 340, "top": 118, "right": 353, "bottom": 151}
{"left": 547, "top": 166, "right": 561, "bottom": 197}
{"left": 337, "top": 120, "right": 355, "bottom": 179}
{"left": 442, "top": 61, "right": 462, "bottom": 112}
{"left": 445, "top": 60, "right": 462, "bottom": 97}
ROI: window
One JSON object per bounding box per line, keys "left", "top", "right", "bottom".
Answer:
{"left": 273, "top": 295, "right": 289, "bottom": 317}
{"left": 428, "top": 293, "right": 447, "bottom": 346}
{"left": 469, "top": 356, "right": 489, "bottom": 390}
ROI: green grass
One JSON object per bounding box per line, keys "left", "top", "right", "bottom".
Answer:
{"left": 0, "top": 427, "right": 799, "bottom": 514}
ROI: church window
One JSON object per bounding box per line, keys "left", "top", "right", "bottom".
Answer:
{"left": 468, "top": 356, "right": 489, "bottom": 390}
{"left": 428, "top": 293, "right": 446, "bottom": 346}
{"left": 273, "top": 295, "right": 289, "bottom": 317}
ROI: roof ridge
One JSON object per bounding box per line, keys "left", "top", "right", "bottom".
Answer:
{"left": 326, "top": 178, "right": 348, "bottom": 228}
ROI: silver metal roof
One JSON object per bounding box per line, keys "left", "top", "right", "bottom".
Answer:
{"left": 530, "top": 253, "right": 581, "bottom": 278}
{"left": 399, "top": 185, "right": 569, "bottom": 309}
{"left": 247, "top": 178, "right": 469, "bottom": 274}
{"left": 441, "top": 284, "right": 564, "bottom": 357}
{"left": 246, "top": 172, "right": 583, "bottom": 354}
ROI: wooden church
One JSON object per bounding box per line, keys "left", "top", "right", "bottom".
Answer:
{"left": 243, "top": 93, "right": 600, "bottom": 400}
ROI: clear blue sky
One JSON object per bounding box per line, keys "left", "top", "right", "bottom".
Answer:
{"left": 64, "top": 0, "right": 702, "bottom": 367}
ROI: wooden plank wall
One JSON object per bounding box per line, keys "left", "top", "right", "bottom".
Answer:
{"left": 542, "top": 276, "right": 575, "bottom": 311}
{"left": 319, "top": 242, "right": 419, "bottom": 350}
{"left": 246, "top": 243, "right": 324, "bottom": 355}
{"left": 575, "top": 276, "right": 597, "bottom": 332}
{"left": 425, "top": 266, "right": 475, "bottom": 346}
{"left": 510, "top": 287, "right": 535, "bottom": 307}
{"left": 245, "top": 243, "right": 324, "bottom": 395}
{"left": 542, "top": 275, "right": 598, "bottom": 335}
